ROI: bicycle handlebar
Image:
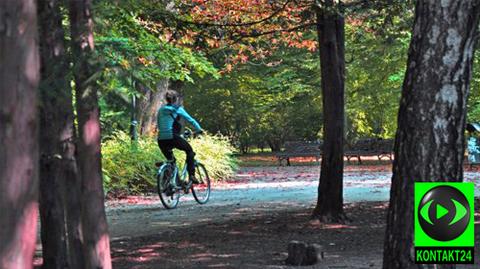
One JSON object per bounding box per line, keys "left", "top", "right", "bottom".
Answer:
{"left": 182, "top": 129, "right": 204, "bottom": 139}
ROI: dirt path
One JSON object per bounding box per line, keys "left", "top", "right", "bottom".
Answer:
{"left": 111, "top": 201, "right": 479, "bottom": 269}
{"left": 106, "top": 166, "right": 391, "bottom": 239}
{"left": 111, "top": 202, "right": 389, "bottom": 269}
{"left": 108, "top": 166, "right": 480, "bottom": 269}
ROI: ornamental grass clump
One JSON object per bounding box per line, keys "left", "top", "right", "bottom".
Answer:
{"left": 102, "top": 131, "right": 237, "bottom": 196}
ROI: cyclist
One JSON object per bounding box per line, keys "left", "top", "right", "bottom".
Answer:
{"left": 157, "top": 90, "right": 203, "bottom": 186}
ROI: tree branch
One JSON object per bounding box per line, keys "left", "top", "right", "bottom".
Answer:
{"left": 155, "top": 0, "right": 293, "bottom": 28}
{"left": 231, "top": 22, "right": 316, "bottom": 43}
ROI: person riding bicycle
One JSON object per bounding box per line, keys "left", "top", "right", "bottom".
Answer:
{"left": 157, "top": 90, "right": 203, "bottom": 185}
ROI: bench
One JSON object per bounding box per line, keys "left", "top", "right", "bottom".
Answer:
{"left": 344, "top": 138, "right": 394, "bottom": 164}
{"left": 276, "top": 141, "right": 322, "bottom": 166}
{"left": 276, "top": 138, "right": 394, "bottom": 166}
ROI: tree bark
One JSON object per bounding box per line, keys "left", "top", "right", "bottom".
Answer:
{"left": 0, "top": 1, "right": 40, "bottom": 268}
{"left": 267, "top": 139, "right": 282, "bottom": 152}
{"left": 312, "top": 1, "right": 346, "bottom": 222}
{"left": 383, "top": 1, "right": 480, "bottom": 268}
{"left": 38, "top": 0, "right": 84, "bottom": 268}
{"left": 137, "top": 80, "right": 169, "bottom": 135}
{"left": 69, "top": 0, "right": 112, "bottom": 268}
{"left": 170, "top": 80, "right": 185, "bottom": 95}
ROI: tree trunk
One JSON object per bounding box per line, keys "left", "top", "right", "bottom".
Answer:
{"left": 69, "top": 0, "right": 112, "bottom": 268}
{"left": 0, "top": 1, "right": 40, "bottom": 268}
{"left": 38, "top": 0, "right": 84, "bottom": 268}
{"left": 312, "top": 1, "right": 346, "bottom": 222}
{"left": 137, "top": 80, "right": 169, "bottom": 135}
{"left": 170, "top": 80, "right": 185, "bottom": 95}
{"left": 267, "top": 139, "right": 282, "bottom": 152}
{"left": 383, "top": 1, "right": 480, "bottom": 268}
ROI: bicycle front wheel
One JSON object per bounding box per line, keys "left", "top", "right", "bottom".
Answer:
{"left": 157, "top": 165, "right": 180, "bottom": 209}
{"left": 191, "top": 163, "right": 211, "bottom": 204}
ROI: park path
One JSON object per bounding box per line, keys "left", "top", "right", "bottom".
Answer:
{"left": 106, "top": 166, "right": 480, "bottom": 240}
{"left": 108, "top": 166, "right": 480, "bottom": 269}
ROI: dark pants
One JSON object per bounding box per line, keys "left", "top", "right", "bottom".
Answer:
{"left": 158, "top": 135, "right": 196, "bottom": 177}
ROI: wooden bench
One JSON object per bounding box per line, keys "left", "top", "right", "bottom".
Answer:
{"left": 276, "top": 138, "right": 393, "bottom": 166}
{"left": 276, "top": 141, "right": 322, "bottom": 166}
{"left": 345, "top": 138, "right": 394, "bottom": 164}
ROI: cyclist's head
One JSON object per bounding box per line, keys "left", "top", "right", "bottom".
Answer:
{"left": 165, "top": 90, "right": 179, "bottom": 105}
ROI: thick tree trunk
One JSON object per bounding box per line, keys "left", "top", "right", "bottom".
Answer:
{"left": 312, "top": 1, "right": 346, "bottom": 222}
{"left": 38, "top": 1, "right": 84, "bottom": 268}
{"left": 0, "top": 1, "right": 40, "bottom": 268}
{"left": 137, "top": 80, "right": 169, "bottom": 135}
{"left": 69, "top": 0, "right": 112, "bottom": 268}
{"left": 267, "top": 139, "right": 282, "bottom": 152}
{"left": 383, "top": 1, "right": 480, "bottom": 268}
{"left": 170, "top": 80, "right": 184, "bottom": 95}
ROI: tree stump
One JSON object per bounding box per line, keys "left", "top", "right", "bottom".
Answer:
{"left": 285, "top": 241, "right": 324, "bottom": 266}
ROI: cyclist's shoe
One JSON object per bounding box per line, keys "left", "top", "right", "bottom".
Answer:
{"left": 182, "top": 181, "right": 192, "bottom": 194}
{"left": 165, "top": 187, "right": 175, "bottom": 196}
{"left": 190, "top": 175, "right": 201, "bottom": 184}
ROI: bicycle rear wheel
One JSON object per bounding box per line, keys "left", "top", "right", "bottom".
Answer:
{"left": 157, "top": 165, "right": 180, "bottom": 209}
{"left": 191, "top": 163, "right": 211, "bottom": 204}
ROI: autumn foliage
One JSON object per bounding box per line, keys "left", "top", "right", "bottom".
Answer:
{"left": 139, "top": 0, "right": 317, "bottom": 70}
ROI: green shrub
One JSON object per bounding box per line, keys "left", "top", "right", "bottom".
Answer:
{"left": 102, "top": 131, "right": 237, "bottom": 196}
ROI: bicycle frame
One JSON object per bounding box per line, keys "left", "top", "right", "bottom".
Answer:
{"left": 158, "top": 130, "right": 197, "bottom": 185}
{"left": 157, "top": 160, "right": 189, "bottom": 189}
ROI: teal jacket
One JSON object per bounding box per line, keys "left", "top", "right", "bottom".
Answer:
{"left": 157, "top": 104, "right": 202, "bottom": 140}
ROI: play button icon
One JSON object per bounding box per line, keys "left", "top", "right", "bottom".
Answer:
{"left": 436, "top": 204, "right": 448, "bottom": 219}
{"left": 418, "top": 185, "right": 471, "bottom": 241}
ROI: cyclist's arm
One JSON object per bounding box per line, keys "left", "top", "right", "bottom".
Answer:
{"left": 177, "top": 107, "right": 202, "bottom": 132}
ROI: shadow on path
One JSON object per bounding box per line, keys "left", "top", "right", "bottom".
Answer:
{"left": 111, "top": 202, "right": 389, "bottom": 269}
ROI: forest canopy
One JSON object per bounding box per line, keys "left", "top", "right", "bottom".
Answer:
{"left": 90, "top": 0, "right": 480, "bottom": 152}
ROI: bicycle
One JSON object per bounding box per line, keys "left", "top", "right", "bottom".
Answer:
{"left": 155, "top": 130, "right": 211, "bottom": 209}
